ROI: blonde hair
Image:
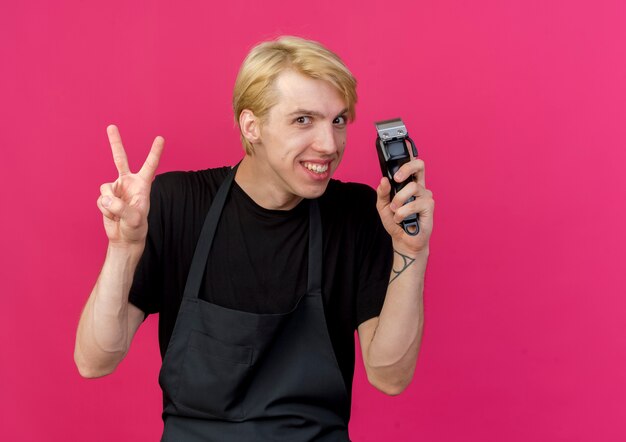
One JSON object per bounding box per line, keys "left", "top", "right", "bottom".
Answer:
{"left": 233, "top": 36, "right": 358, "bottom": 154}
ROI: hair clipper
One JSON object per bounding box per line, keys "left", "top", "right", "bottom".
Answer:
{"left": 374, "top": 118, "right": 419, "bottom": 236}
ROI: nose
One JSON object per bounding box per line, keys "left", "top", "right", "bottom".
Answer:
{"left": 312, "top": 123, "right": 340, "bottom": 155}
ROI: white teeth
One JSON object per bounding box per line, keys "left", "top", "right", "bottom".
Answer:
{"left": 303, "top": 162, "right": 329, "bottom": 173}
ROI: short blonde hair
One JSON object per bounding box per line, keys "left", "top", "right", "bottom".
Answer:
{"left": 233, "top": 36, "right": 358, "bottom": 154}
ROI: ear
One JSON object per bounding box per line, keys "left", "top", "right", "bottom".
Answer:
{"left": 239, "top": 109, "right": 261, "bottom": 144}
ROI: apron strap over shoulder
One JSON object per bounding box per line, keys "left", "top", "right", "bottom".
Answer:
{"left": 182, "top": 166, "right": 237, "bottom": 300}
{"left": 307, "top": 199, "right": 322, "bottom": 294}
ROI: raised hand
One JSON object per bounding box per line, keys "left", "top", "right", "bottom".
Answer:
{"left": 97, "top": 125, "right": 164, "bottom": 248}
{"left": 376, "top": 158, "right": 434, "bottom": 255}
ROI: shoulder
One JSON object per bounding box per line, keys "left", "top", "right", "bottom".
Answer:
{"left": 151, "top": 166, "right": 232, "bottom": 200}
{"left": 153, "top": 166, "right": 231, "bottom": 191}
{"left": 321, "top": 179, "right": 377, "bottom": 212}
{"left": 323, "top": 179, "right": 377, "bottom": 201}
{"left": 148, "top": 167, "right": 232, "bottom": 220}
{"left": 319, "top": 179, "right": 382, "bottom": 238}
{"left": 145, "top": 167, "right": 233, "bottom": 241}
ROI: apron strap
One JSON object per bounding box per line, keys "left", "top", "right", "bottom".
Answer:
{"left": 181, "top": 166, "right": 237, "bottom": 300}
{"left": 181, "top": 165, "right": 323, "bottom": 301}
{"left": 307, "top": 199, "right": 322, "bottom": 294}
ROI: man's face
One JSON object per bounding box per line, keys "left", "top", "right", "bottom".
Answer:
{"left": 252, "top": 69, "right": 348, "bottom": 204}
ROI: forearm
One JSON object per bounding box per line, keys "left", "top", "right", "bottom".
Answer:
{"left": 74, "top": 244, "right": 144, "bottom": 378}
{"left": 364, "top": 246, "right": 427, "bottom": 393}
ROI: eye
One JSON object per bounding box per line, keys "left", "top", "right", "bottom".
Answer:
{"left": 333, "top": 115, "right": 347, "bottom": 126}
{"left": 295, "top": 116, "right": 312, "bottom": 125}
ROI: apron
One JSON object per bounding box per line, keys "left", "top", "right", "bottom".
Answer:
{"left": 158, "top": 167, "right": 351, "bottom": 441}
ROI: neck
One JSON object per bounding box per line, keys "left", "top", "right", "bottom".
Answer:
{"left": 234, "top": 156, "right": 304, "bottom": 210}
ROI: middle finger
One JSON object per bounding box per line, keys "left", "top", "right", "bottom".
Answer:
{"left": 391, "top": 181, "right": 427, "bottom": 208}
{"left": 395, "top": 158, "right": 426, "bottom": 188}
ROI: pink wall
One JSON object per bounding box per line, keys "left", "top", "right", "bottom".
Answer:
{"left": 2, "top": 1, "right": 625, "bottom": 440}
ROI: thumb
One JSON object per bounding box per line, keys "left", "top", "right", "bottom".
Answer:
{"left": 375, "top": 177, "right": 404, "bottom": 236}
{"left": 376, "top": 177, "right": 392, "bottom": 212}
{"left": 100, "top": 195, "right": 141, "bottom": 227}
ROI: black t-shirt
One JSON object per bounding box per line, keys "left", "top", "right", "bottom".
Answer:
{"left": 129, "top": 166, "right": 393, "bottom": 395}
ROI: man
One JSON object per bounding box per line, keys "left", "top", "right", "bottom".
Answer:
{"left": 75, "top": 36, "right": 434, "bottom": 441}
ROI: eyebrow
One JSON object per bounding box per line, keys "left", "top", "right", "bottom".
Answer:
{"left": 287, "top": 108, "right": 349, "bottom": 119}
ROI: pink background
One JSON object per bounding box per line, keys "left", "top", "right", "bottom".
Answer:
{"left": 2, "top": 1, "right": 625, "bottom": 440}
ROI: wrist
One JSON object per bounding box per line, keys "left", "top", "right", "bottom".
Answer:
{"left": 106, "top": 241, "right": 145, "bottom": 264}
{"left": 391, "top": 242, "right": 429, "bottom": 259}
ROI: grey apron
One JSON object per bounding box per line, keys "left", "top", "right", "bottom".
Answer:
{"left": 158, "top": 167, "right": 351, "bottom": 441}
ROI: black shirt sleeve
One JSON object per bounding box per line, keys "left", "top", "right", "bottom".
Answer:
{"left": 128, "top": 175, "right": 165, "bottom": 317}
{"left": 350, "top": 184, "right": 394, "bottom": 327}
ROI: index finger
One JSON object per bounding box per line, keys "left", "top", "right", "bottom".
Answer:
{"left": 138, "top": 135, "right": 165, "bottom": 181}
{"left": 396, "top": 158, "right": 426, "bottom": 187}
{"left": 107, "top": 125, "right": 131, "bottom": 176}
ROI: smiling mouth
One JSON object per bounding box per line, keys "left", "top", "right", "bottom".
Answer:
{"left": 302, "top": 162, "right": 329, "bottom": 174}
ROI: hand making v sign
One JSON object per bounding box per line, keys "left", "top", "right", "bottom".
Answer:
{"left": 97, "top": 125, "right": 165, "bottom": 248}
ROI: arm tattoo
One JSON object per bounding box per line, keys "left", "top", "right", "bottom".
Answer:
{"left": 389, "top": 249, "right": 416, "bottom": 285}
